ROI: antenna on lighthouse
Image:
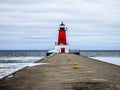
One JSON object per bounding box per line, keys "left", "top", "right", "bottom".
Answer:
{"left": 59, "top": 21, "right": 66, "bottom": 29}
{"left": 60, "top": 21, "right": 65, "bottom": 26}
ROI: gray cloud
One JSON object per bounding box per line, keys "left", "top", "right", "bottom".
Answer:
{"left": 0, "top": 0, "right": 120, "bottom": 50}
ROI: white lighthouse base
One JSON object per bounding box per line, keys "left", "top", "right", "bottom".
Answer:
{"left": 55, "top": 45, "right": 69, "bottom": 53}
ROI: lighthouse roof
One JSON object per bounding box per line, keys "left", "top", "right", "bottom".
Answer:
{"left": 59, "top": 22, "right": 65, "bottom": 26}
{"left": 59, "top": 22, "right": 66, "bottom": 29}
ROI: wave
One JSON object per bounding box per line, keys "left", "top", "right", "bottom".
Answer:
{"left": 91, "top": 57, "right": 120, "bottom": 66}
{"left": 0, "top": 56, "right": 43, "bottom": 63}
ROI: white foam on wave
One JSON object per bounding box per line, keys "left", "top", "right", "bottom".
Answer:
{"left": 0, "top": 57, "right": 43, "bottom": 63}
{"left": 0, "top": 56, "right": 45, "bottom": 79}
{"left": 91, "top": 57, "right": 120, "bottom": 66}
{"left": 0, "top": 63, "right": 29, "bottom": 79}
{"left": 0, "top": 62, "right": 49, "bottom": 79}
{"left": 28, "top": 63, "right": 49, "bottom": 67}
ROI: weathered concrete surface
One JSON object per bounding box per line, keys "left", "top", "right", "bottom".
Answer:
{"left": 0, "top": 54, "right": 120, "bottom": 90}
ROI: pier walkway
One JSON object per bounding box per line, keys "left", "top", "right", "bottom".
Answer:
{"left": 0, "top": 54, "right": 120, "bottom": 90}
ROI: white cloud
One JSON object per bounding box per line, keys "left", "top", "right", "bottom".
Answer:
{"left": 0, "top": 0, "right": 120, "bottom": 49}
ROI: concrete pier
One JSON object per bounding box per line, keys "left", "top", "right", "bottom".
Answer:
{"left": 0, "top": 54, "right": 120, "bottom": 90}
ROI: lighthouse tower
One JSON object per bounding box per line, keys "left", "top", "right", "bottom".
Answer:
{"left": 55, "top": 22, "right": 69, "bottom": 53}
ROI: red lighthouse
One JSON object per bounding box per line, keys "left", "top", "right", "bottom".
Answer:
{"left": 55, "top": 22, "right": 69, "bottom": 53}
{"left": 58, "top": 22, "right": 67, "bottom": 45}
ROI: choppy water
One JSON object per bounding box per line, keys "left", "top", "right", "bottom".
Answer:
{"left": 80, "top": 50, "right": 120, "bottom": 66}
{"left": 80, "top": 50, "right": 120, "bottom": 57}
{"left": 0, "top": 50, "right": 120, "bottom": 79}
{"left": 0, "top": 50, "right": 47, "bottom": 79}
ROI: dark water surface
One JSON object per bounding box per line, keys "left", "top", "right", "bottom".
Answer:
{"left": 0, "top": 50, "right": 120, "bottom": 79}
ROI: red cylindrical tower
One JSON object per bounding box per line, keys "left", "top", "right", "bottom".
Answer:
{"left": 58, "top": 22, "right": 67, "bottom": 45}
{"left": 55, "top": 22, "right": 69, "bottom": 53}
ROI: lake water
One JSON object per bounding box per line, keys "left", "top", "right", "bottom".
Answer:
{"left": 0, "top": 50, "right": 120, "bottom": 79}
{"left": 0, "top": 50, "right": 46, "bottom": 79}
{"left": 80, "top": 50, "right": 120, "bottom": 66}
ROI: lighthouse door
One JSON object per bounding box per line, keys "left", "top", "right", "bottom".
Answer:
{"left": 61, "top": 48, "right": 65, "bottom": 53}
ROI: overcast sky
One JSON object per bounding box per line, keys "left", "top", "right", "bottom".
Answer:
{"left": 0, "top": 0, "right": 120, "bottom": 50}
